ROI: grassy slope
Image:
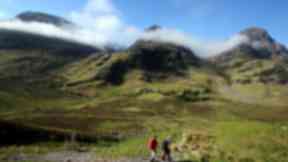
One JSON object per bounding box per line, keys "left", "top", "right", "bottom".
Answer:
{"left": 217, "top": 52, "right": 288, "bottom": 84}
{"left": 0, "top": 52, "right": 288, "bottom": 162}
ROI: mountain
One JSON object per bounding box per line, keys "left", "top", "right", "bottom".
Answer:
{"left": 58, "top": 41, "right": 203, "bottom": 87}
{"left": 145, "top": 24, "right": 162, "bottom": 32}
{"left": 241, "top": 27, "right": 288, "bottom": 57}
{"left": 0, "top": 28, "right": 101, "bottom": 85}
{"left": 129, "top": 40, "right": 200, "bottom": 72}
{"left": 213, "top": 27, "right": 288, "bottom": 62}
{"left": 0, "top": 12, "right": 100, "bottom": 55}
{"left": 58, "top": 26, "right": 204, "bottom": 87}
{"left": 130, "top": 25, "right": 201, "bottom": 72}
{"left": 212, "top": 27, "right": 288, "bottom": 84}
{"left": 0, "top": 29, "right": 100, "bottom": 55}
{"left": 60, "top": 28, "right": 202, "bottom": 84}
{"left": 0, "top": 12, "right": 101, "bottom": 84}
{"left": 16, "top": 11, "right": 74, "bottom": 27}
{"left": 2, "top": 14, "right": 288, "bottom": 162}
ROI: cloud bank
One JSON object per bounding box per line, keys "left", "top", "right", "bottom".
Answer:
{"left": 141, "top": 28, "right": 248, "bottom": 57}
{"left": 69, "top": 0, "right": 141, "bottom": 47}
{"left": 0, "top": 0, "right": 249, "bottom": 57}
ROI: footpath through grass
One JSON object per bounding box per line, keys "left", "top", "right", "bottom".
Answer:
{"left": 1, "top": 87, "right": 288, "bottom": 162}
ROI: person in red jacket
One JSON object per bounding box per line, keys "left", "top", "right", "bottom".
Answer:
{"left": 148, "top": 136, "right": 158, "bottom": 162}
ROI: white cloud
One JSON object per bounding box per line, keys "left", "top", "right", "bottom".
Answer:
{"left": 0, "top": 0, "right": 140, "bottom": 48}
{"left": 0, "top": 0, "right": 248, "bottom": 57}
{"left": 67, "top": 0, "right": 248, "bottom": 57}
{"left": 69, "top": 0, "right": 140, "bottom": 46}
{"left": 201, "top": 34, "right": 249, "bottom": 57}
{"left": 141, "top": 28, "right": 248, "bottom": 57}
{"left": 70, "top": 0, "right": 119, "bottom": 29}
{"left": 0, "top": 20, "right": 100, "bottom": 45}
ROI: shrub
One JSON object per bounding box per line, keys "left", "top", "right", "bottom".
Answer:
{"left": 177, "top": 89, "right": 210, "bottom": 102}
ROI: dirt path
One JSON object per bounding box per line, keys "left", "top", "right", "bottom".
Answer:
{"left": 4, "top": 151, "right": 149, "bottom": 162}
{"left": 4, "top": 151, "right": 93, "bottom": 162}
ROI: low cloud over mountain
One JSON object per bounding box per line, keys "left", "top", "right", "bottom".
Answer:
{"left": 0, "top": 0, "right": 255, "bottom": 57}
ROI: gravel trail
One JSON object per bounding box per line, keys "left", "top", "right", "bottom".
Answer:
{"left": 3, "top": 151, "right": 150, "bottom": 162}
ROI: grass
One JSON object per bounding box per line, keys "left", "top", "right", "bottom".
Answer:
{"left": 1, "top": 88, "right": 288, "bottom": 162}
{"left": 137, "top": 93, "right": 164, "bottom": 102}
{"left": 213, "top": 121, "right": 288, "bottom": 162}
{"left": 0, "top": 82, "right": 215, "bottom": 159}
{"left": 0, "top": 84, "right": 286, "bottom": 160}
{"left": 217, "top": 83, "right": 288, "bottom": 106}
{"left": 1, "top": 52, "right": 288, "bottom": 161}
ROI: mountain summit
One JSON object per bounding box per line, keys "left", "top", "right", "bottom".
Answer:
{"left": 16, "top": 11, "right": 74, "bottom": 27}
{"left": 240, "top": 27, "right": 274, "bottom": 43}
{"left": 239, "top": 27, "right": 288, "bottom": 57}
{"left": 145, "top": 25, "right": 162, "bottom": 32}
{"left": 212, "top": 27, "right": 288, "bottom": 84}
{"left": 0, "top": 12, "right": 98, "bottom": 55}
{"left": 213, "top": 27, "right": 288, "bottom": 62}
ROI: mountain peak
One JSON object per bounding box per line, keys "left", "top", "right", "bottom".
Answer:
{"left": 240, "top": 27, "right": 274, "bottom": 43}
{"left": 239, "top": 26, "right": 288, "bottom": 57}
{"left": 145, "top": 25, "right": 162, "bottom": 32}
{"left": 212, "top": 27, "right": 288, "bottom": 64}
{"left": 16, "top": 11, "right": 73, "bottom": 27}
{"left": 241, "top": 27, "right": 269, "bottom": 35}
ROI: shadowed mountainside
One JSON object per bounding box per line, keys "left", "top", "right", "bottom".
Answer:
{"left": 211, "top": 27, "right": 288, "bottom": 84}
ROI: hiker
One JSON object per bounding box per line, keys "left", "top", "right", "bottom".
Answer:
{"left": 161, "top": 137, "right": 173, "bottom": 162}
{"left": 148, "top": 136, "right": 158, "bottom": 162}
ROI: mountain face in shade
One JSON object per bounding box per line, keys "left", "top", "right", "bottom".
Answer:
{"left": 16, "top": 11, "right": 74, "bottom": 27}
{"left": 213, "top": 27, "right": 288, "bottom": 63}
{"left": 241, "top": 27, "right": 274, "bottom": 43}
{"left": 129, "top": 40, "right": 200, "bottom": 72}
{"left": 211, "top": 27, "right": 288, "bottom": 84}
{"left": 128, "top": 25, "right": 201, "bottom": 72}
{"left": 240, "top": 27, "right": 288, "bottom": 57}
{"left": 0, "top": 29, "right": 100, "bottom": 56}
{"left": 0, "top": 12, "right": 99, "bottom": 55}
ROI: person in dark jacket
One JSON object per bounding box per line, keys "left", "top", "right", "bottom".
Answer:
{"left": 161, "top": 137, "right": 173, "bottom": 162}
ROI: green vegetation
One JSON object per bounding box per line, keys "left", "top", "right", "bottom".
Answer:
{"left": 215, "top": 49, "right": 288, "bottom": 84}
{"left": 0, "top": 47, "right": 288, "bottom": 162}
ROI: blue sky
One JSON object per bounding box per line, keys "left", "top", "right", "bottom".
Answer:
{"left": 0, "top": 0, "right": 287, "bottom": 44}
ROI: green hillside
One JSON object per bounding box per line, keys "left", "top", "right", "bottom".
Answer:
{"left": 0, "top": 28, "right": 288, "bottom": 162}
{"left": 213, "top": 48, "right": 288, "bottom": 84}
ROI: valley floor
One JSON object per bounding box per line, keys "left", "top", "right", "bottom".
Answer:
{"left": 1, "top": 82, "right": 288, "bottom": 162}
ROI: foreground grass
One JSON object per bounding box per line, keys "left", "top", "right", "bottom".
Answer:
{"left": 2, "top": 119, "right": 288, "bottom": 162}
{"left": 213, "top": 121, "right": 288, "bottom": 162}
{"left": 1, "top": 80, "right": 288, "bottom": 162}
